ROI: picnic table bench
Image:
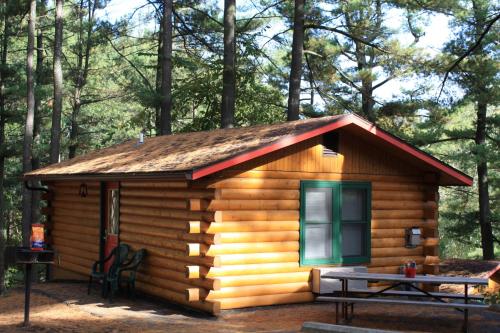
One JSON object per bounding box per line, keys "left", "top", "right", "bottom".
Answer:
{"left": 317, "top": 272, "right": 489, "bottom": 333}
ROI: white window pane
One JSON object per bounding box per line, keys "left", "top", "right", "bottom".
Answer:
{"left": 305, "top": 224, "right": 332, "bottom": 259}
{"left": 305, "top": 188, "right": 332, "bottom": 222}
{"left": 342, "top": 188, "right": 365, "bottom": 221}
{"left": 342, "top": 223, "right": 365, "bottom": 257}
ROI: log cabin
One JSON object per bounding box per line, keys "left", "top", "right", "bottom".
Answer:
{"left": 25, "top": 114, "right": 473, "bottom": 315}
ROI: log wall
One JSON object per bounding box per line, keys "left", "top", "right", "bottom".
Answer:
{"left": 188, "top": 130, "right": 440, "bottom": 309}
{"left": 46, "top": 181, "right": 100, "bottom": 278}
{"left": 119, "top": 181, "right": 220, "bottom": 314}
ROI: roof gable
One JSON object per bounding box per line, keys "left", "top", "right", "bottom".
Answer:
{"left": 25, "top": 114, "right": 473, "bottom": 186}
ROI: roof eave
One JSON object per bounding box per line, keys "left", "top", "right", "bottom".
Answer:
{"left": 24, "top": 171, "right": 190, "bottom": 182}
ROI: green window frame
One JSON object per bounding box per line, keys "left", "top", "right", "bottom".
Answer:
{"left": 299, "top": 180, "right": 371, "bottom": 266}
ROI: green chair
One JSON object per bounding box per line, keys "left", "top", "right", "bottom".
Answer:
{"left": 112, "top": 248, "right": 147, "bottom": 300}
{"left": 88, "top": 244, "right": 130, "bottom": 297}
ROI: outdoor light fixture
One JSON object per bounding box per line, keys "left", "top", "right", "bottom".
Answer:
{"left": 79, "top": 183, "right": 88, "bottom": 197}
{"left": 405, "top": 227, "right": 421, "bottom": 248}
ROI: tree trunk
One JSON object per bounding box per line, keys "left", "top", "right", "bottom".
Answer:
{"left": 69, "top": 0, "right": 96, "bottom": 158}
{"left": 0, "top": 3, "right": 9, "bottom": 295}
{"left": 287, "top": 0, "right": 305, "bottom": 121}
{"left": 221, "top": 0, "right": 236, "bottom": 128}
{"left": 159, "top": 0, "right": 172, "bottom": 135}
{"left": 50, "top": 0, "right": 64, "bottom": 164}
{"left": 155, "top": 18, "right": 163, "bottom": 135}
{"left": 22, "top": 0, "right": 36, "bottom": 246}
{"left": 476, "top": 101, "right": 494, "bottom": 260}
{"left": 31, "top": 22, "right": 45, "bottom": 226}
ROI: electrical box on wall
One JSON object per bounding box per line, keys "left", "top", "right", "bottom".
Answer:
{"left": 405, "top": 227, "right": 421, "bottom": 248}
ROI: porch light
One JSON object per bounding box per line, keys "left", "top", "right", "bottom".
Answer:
{"left": 405, "top": 227, "right": 421, "bottom": 248}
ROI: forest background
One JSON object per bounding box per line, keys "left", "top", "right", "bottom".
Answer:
{"left": 0, "top": 0, "right": 498, "bottom": 292}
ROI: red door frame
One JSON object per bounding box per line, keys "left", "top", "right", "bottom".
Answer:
{"left": 104, "top": 182, "right": 120, "bottom": 272}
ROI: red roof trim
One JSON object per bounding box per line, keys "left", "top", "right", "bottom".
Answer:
{"left": 191, "top": 114, "right": 473, "bottom": 186}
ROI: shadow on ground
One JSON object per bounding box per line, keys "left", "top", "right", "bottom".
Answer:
{"left": 0, "top": 281, "right": 499, "bottom": 332}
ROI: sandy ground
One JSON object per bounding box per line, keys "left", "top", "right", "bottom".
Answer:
{"left": 0, "top": 260, "right": 498, "bottom": 333}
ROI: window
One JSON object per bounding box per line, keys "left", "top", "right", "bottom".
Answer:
{"left": 300, "top": 181, "right": 371, "bottom": 265}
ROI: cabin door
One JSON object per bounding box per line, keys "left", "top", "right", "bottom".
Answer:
{"left": 104, "top": 182, "right": 120, "bottom": 272}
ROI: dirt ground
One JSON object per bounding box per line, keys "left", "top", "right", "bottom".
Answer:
{"left": 0, "top": 259, "right": 499, "bottom": 333}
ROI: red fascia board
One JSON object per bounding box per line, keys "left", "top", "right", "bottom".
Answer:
{"left": 348, "top": 115, "right": 473, "bottom": 186}
{"left": 191, "top": 116, "right": 352, "bottom": 180}
{"left": 191, "top": 114, "right": 473, "bottom": 186}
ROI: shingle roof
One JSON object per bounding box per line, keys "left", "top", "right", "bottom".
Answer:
{"left": 25, "top": 115, "right": 344, "bottom": 179}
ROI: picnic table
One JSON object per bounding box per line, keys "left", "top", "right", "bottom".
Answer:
{"left": 316, "top": 272, "right": 489, "bottom": 333}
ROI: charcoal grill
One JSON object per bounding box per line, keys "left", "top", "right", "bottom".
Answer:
{"left": 9, "top": 247, "right": 55, "bottom": 326}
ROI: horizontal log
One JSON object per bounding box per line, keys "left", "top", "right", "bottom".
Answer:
{"left": 200, "top": 282, "right": 311, "bottom": 300}
{"left": 218, "top": 271, "right": 311, "bottom": 287}
{"left": 207, "top": 200, "right": 299, "bottom": 211}
{"left": 372, "top": 210, "right": 424, "bottom": 219}
{"left": 218, "top": 292, "right": 314, "bottom": 310}
{"left": 120, "top": 188, "right": 215, "bottom": 199}
{"left": 371, "top": 238, "right": 406, "bottom": 248}
{"left": 120, "top": 206, "right": 214, "bottom": 222}
{"left": 122, "top": 239, "right": 219, "bottom": 267}
{"left": 372, "top": 200, "right": 424, "bottom": 210}
{"left": 121, "top": 181, "right": 188, "bottom": 189}
{"left": 225, "top": 170, "right": 421, "bottom": 183}
{"left": 58, "top": 253, "right": 94, "bottom": 269}
{"left": 372, "top": 191, "right": 423, "bottom": 201}
{"left": 52, "top": 201, "right": 98, "bottom": 213}
{"left": 120, "top": 223, "right": 218, "bottom": 245}
{"left": 52, "top": 215, "right": 99, "bottom": 227}
{"left": 54, "top": 244, "right": 98, "bottom": 261}
{"left": 185, "top": 262, "right": 309, "bottom": 279}
{"left": 371, "top": 219, "right": 436, "bottom": 229}
{"left": 56, "top": 260, "right": 89, "bottom": 276}
{"left": 53, "top": 236, "right": 99, "bottom": 252}
{"left": 204, "top": 242, "right": 299, "bottom": 256}
{"left": 370, "top": 256, "right": 424, "bottom": 267}
{"left": 53, "top": 222, "right": 99, "bottom": 237}
{"left": 143, "top": 255, "right": 189, "bottom": 273}
{"left": 136, "top": 272, "right": 194, "bottom": 294}
{"left": 187, "top": 221, "right": 299, "bottom": 234}
{"left": 120, "top": 214, "right": 188, "bottom": 230}
{"left": 371, "top": 229, "right": 407, "bottom": 238}
{"left": 423, "top": 228, "right": 439, "bottom": 238}
{"left": 219, "top": 231, "right": 299, "bottom": 243}
{"left": 371, "top": 182, "right": 423, "bottom": 191}
{"left": 201, "top": 178, "right": 300, "bottom": 190}
{"left": 121, "top": 197, "right": 188, "bottom": 210}
{"left": 54, "top": 195, "right": 99, "bottom": 205}
{"left": 214, "top": 210, "right": 299, "bottom": 222}
{"left": 140, "top": 264, "right": 219, "bottom": 290}
{"left": 135, "top": 281, "right": 220, "bottom": 315}
{"left": 372, "top": 246, "right": 423, "bottom": 258}
{"left": 52, "top": 230, "right": 98, "bottom": 244}
{"left": 217, "top": 252, "right": 299, "bottom": 265}
{"left": 120, "top": 233, "right": 186, "bottom": 252}
{"left": 53, "top": 207, "right": 99, "bottom": 220}
{"left": 214, "top": 188, "right": 299, "bottom": 200}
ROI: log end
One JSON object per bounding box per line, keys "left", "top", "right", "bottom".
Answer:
{"left": 186, "top": 243, "right": 201, "bottom": 256}
{"left": 186, "top": 265, "right": 200, "bottom": 279}
{"left": 185, "top": 288, "right": 200, "bottom": 302}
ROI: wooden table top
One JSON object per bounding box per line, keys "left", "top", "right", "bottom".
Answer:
{"left": 320, "top": 272, "right": 488, "bottom": 285}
